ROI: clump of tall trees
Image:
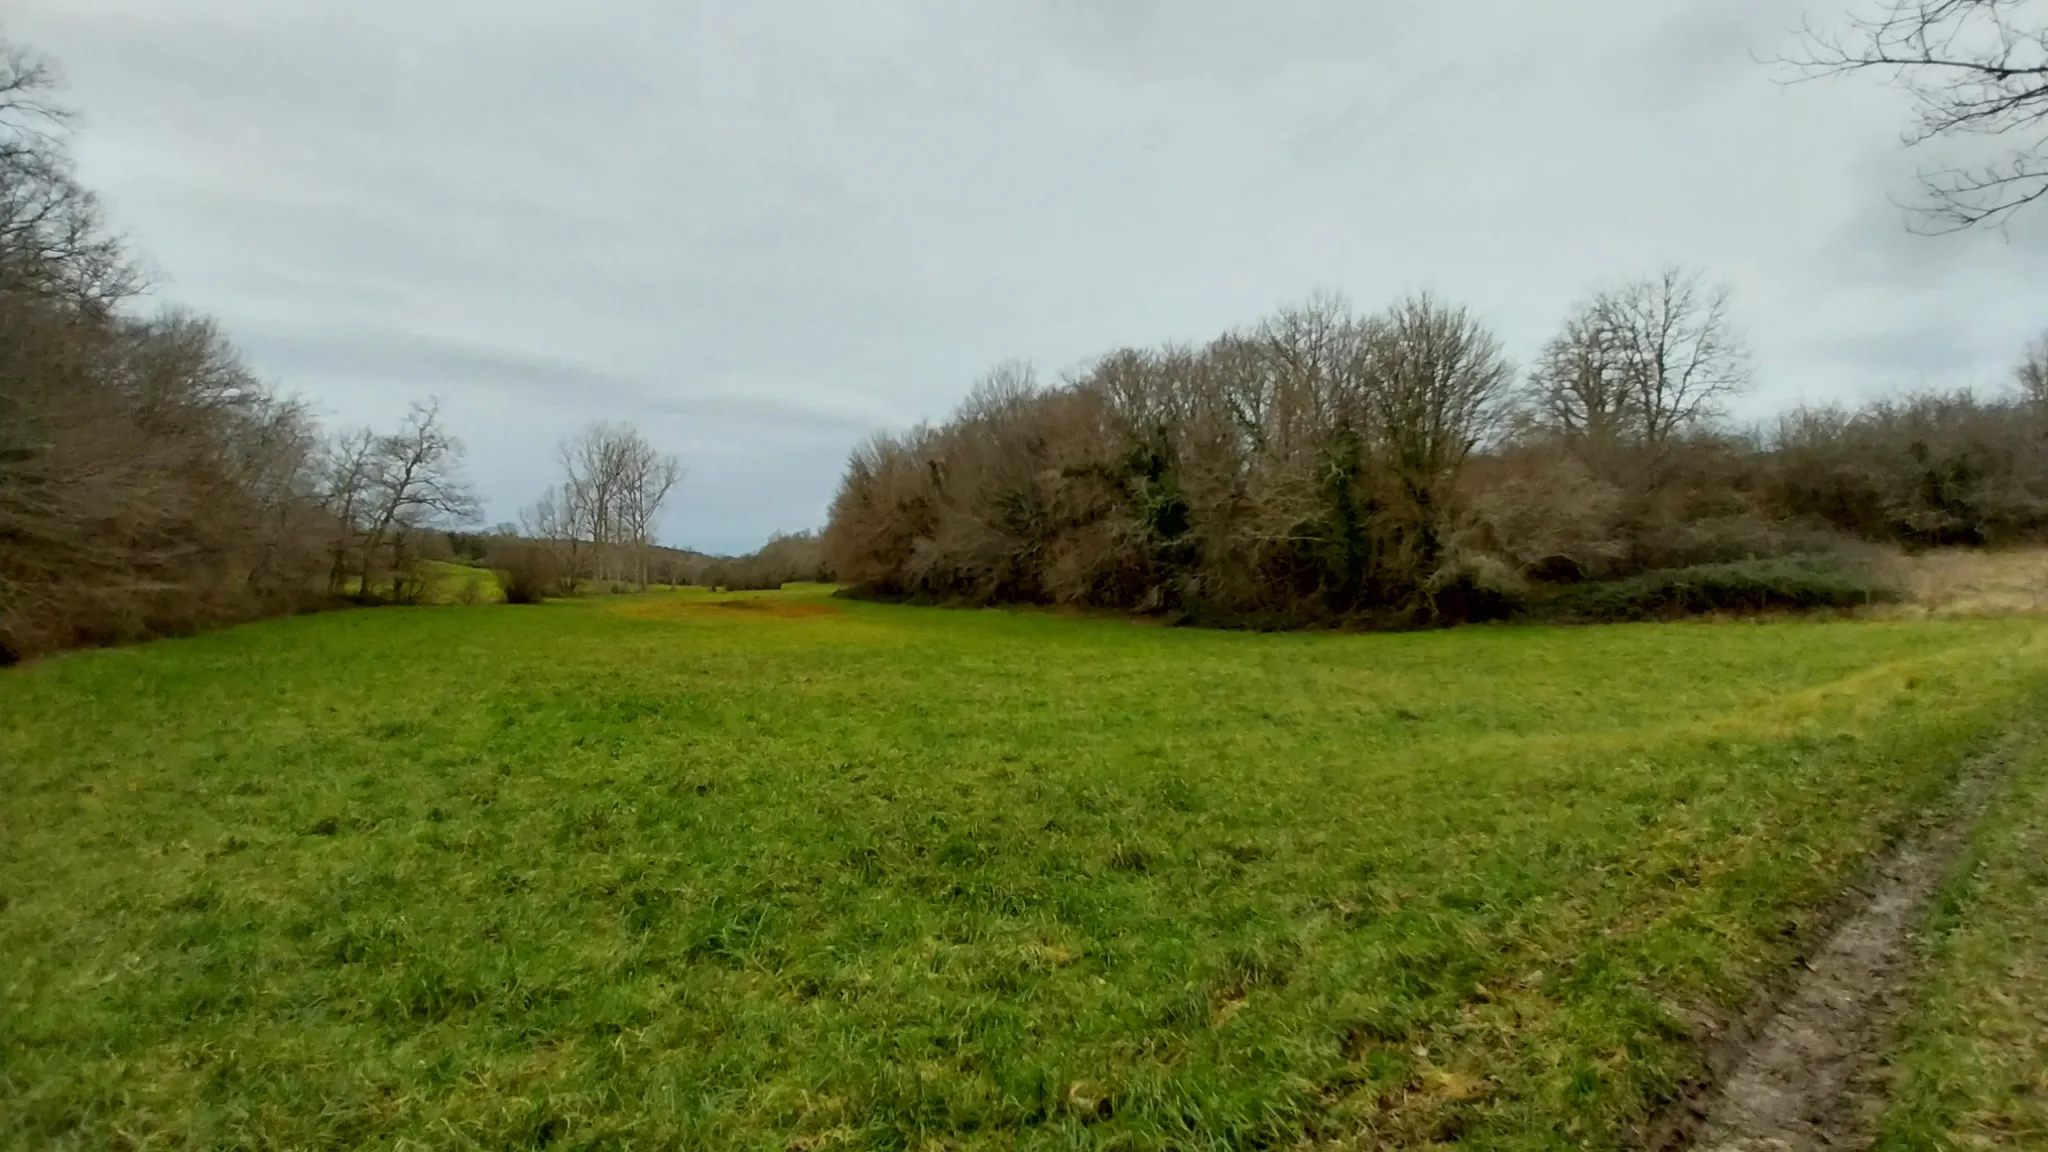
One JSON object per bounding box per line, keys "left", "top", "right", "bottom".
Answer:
{"left": 499, "top": 422, "right": 685, "bottom": 599}
{"left": 823, "top": 271, "right": 2048, "bottom": 627}
{"left": 320, "top": 400, "right": 480, "bottom": 604}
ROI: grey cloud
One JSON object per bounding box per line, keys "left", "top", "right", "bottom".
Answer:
{"left": 16, "top": 0, "right": 2048, "bottom": 550}
{"left": 241, "top": 325, "right": 891, "bottom": 438}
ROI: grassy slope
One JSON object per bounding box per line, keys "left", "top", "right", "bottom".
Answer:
{"left": 1875, "top": 732, "right": 2048, "bottom": 1150}
{"left": 423, "top": 560, "right": 505, "bottom": 604}
{"left": 2, "top": 591, "right": 2045, "bottom": 1150}
{"left": 343, "top": 560, "right": 507, "bottom": 605}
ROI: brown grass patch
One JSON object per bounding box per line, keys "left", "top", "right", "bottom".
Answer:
{"left": 1880, "top": 548, "right": 2048, "bottom": 619}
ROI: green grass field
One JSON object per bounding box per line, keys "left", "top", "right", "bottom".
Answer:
{"left": 343, "top": 560, "right": 508, "bottom": 605}
{"left": 4, "top": 589, "right": 2046, "bottom": 1150}
{"left": 1875, "top": 730, "right": 2048, "bottom": 1150}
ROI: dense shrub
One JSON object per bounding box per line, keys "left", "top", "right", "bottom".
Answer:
{"left": 825, "top": 296, "right": 1519, "bottom": 625}
{"left": 1763, "top": 391, "right": 2048, "bottom": 548}
{"left": 494, "top": 541, "right": 561, "bottom": 604}
{"left": 1534, "top": 557, "right": 1901, "bottom": 623}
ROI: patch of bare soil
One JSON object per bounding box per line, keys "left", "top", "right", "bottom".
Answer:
{"left": 1663, "top": 742, "right": 2018, "bottom": 1152}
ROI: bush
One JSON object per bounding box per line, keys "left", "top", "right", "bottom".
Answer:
{"left": 1534, "top": 556, "right": 1901, "bottom": 623}
{"left": 1427, "top": 552, "right": 1531, "bottom": 623}
{"left": 1460, "top": 447, "right": 1626, "bottom": 582}
{"left": 495, "top": 542, "right": 561, "bottom": 605}
{"left": 1621, "top": 513, "right": 1855, "bottom": 573}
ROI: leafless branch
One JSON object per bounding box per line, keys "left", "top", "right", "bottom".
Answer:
{"left": 1786, "top": 0, "right": 2048, "bottom": 230}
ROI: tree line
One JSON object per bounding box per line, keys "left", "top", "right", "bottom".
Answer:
{"left": 822, "top": 273, "right": 2048, "bottom": 626}
{"left": 0, "top": 39, "right": 693, "bottom": 658}
{"left": 1, "top": 41, "right": 329, "bottom": 661}
{"left": 697, "top": 531, "right": 830, "bottom": 592}
{"left": 502, "top": 422, "right": 684, "bottom": 598}
{"left": 0, "top": 39, "right": 504, "bottom": 659}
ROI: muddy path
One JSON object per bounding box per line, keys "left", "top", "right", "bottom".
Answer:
{"left": 1663, "top": 739, "right": 2019, "bottom": 1152}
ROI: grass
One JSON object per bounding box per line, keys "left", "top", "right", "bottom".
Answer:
{"left": 426, "top": 560, "right": 506, "bottom": 605}
{"left": 1874, "top": 728, "right": 2048, "bottom": 1150}
{"left": 343, "top": 560, "right": 506, "bottom": 605}
{"left": 3, "top": 590, "right": 2046, "bottom": 1150}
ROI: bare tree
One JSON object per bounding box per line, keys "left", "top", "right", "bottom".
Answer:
{"left": 2018, "top": 331, "right": 2048, "bottom": 407}
{"left": 559, "top": 424, "right": 619, "bottom": 582}
{"left": 1358, "top": 294, "right": 1516, "bottom": 588}
{"left": 321, "top": 428, "right": 379, "bottom": 593}
{"left": 1614, "top": 269, "right": 1750, "bottom": 444}
{"left": 1258, "top": 290, "right": 1358, "bottom": 442}
{"left": 227, "top": 392, "right": 328, "bottom": 595}
{"left": 619, "top": 437, "right": 684, "bottom": 589}
{"left": 1790, "top": 0, "right": 2048, "bottom": 230}
{"left": 358, "top": 400, "right": 479, "bottom": 602}
{"left": 0, "top": 41, "right": 136, "bottom": 303}
{"left": 518, "top": 484, "right": 575, "bottom": 588}
{"left": 1526, "top": 308, "right": 1636, "bottom": 450}
{"left": 1603, "top": 268, "right": 1750, "bottom": 446}
{"left": 555, "top": 421, "right": 683, "bottom": 589}
{"left": 1524, "top": 269, "right": 1747, "bottom": 460}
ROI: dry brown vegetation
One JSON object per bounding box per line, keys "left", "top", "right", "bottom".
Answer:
{"left": 0, "top": 39, "right": 492, "bottom": 658}
{"left": 0, "top": 43, "right": 350, "bottom": 662}
{"left": 1880, "top": 547, "right": 2048, "bottom": 618}
{"left": 699, "top": 531, "right": 830, "bottom": 591}
{"left": 0, "top": 35, "right": 712, "bottom": 648}
{"left": 0, "top": 42, "right": 518, "bottom": 660}
{"left": 321, "top": 400, "right": 480, "bottom": 605}
{"left": 823, "top": 281, "right": 2048, "bottom": 628}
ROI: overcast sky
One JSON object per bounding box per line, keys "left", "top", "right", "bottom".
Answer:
{"left": 12, "top": 0, "right": 2045, "bottom": 554}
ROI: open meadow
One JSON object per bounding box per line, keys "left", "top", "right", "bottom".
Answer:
{"left": 4, "top": 590, "right": 2047, "bottom": 1150}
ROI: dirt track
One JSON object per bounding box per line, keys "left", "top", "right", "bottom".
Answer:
{"left": 1674, "top": 741, "right": 2016, "bottom": 1152}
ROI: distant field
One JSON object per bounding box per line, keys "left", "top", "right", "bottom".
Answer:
{"left": 3, "top": 590, "right": 2046, "bottom": 1150}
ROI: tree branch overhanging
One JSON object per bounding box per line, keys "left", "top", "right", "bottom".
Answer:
{"left": 1787, "top": 0, "right": 2048, "bottom": 231}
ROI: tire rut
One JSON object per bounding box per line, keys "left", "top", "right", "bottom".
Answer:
{"left": 1671, "top": 739, "right": 2019, "bottom": 1152}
